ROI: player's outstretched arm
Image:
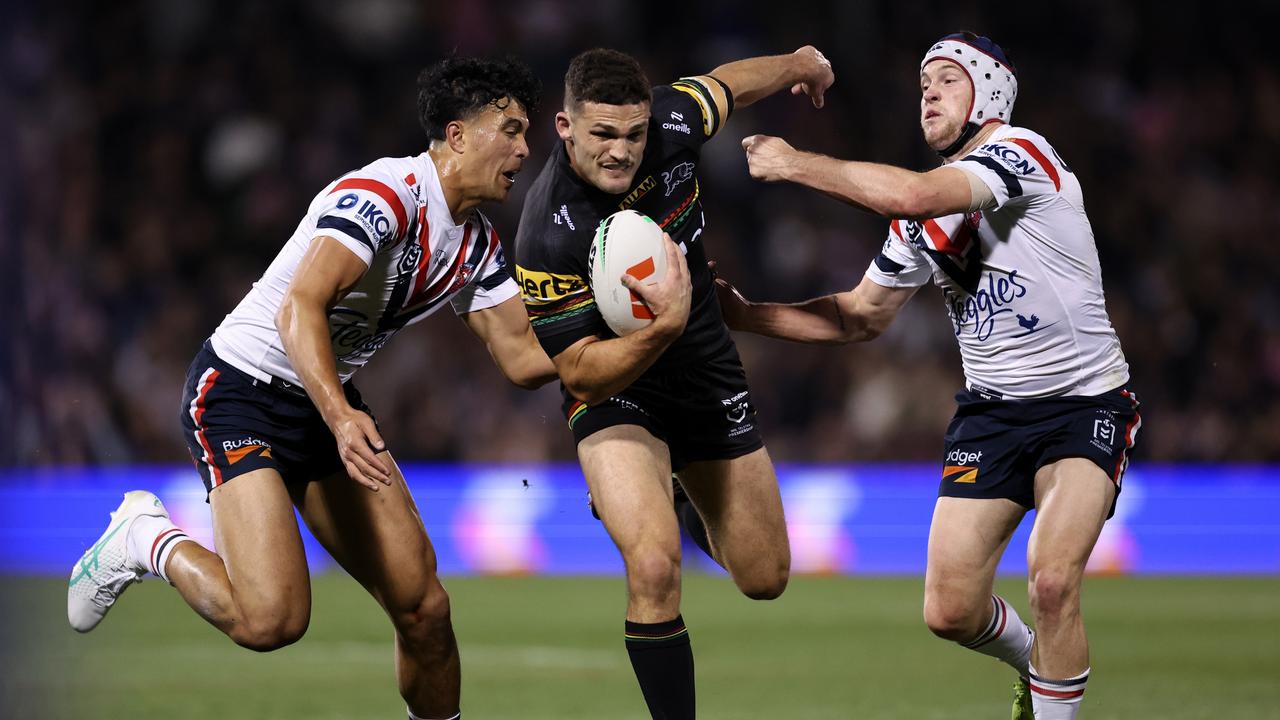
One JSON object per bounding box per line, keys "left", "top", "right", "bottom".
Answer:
{"left": 276, "top": 235, "right": 391, "bottom": 491}
{"left": 556, "top": 236, "right": 691, "bottom": 405}
{"left": 459, "top": 295, "right": 558, "bottom": 389}
{"left": 715, "top": 268, "right": 915, "bottom": 344}
{"left": 702, "top": 45, "right": 835, "bottom": 110}
{"left": 741, "top": 134, "right": 982, "bottom": 219}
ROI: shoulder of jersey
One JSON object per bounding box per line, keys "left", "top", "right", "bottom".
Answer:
{"left": 327, "top": 156, "right": 422, "bottom": 238}
{"left": 968, "top": 125, "right": 1066, "bottom": 190}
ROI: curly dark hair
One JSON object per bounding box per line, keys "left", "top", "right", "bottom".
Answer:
{"left": 564, "top": 48, "right": 651, "bottom": 108}
{"left": 417, "top": 56, "right": 541, "bottom": 142}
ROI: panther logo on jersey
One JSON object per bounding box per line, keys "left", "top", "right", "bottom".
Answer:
{"left": 663, "top": 162, "right": 695, "bottom": 197}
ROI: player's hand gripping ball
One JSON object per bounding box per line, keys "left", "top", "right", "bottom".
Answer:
{"left": 588, "top": 210, "right": 669, "bottom": 336}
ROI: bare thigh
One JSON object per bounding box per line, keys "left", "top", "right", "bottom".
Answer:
{"left": 1027, "top": 457, "right": 1116, "bottom": 589}
{"left": 678, "top": 446, "right": 790, "bottom": 598}
{"left": 924, "top": 497, "right": 1026, "bottom": 636}
{"left": 578, "top": 425, "right": 682, "bottom": 619}
{"left": 290, "top": 453, "right": 441, "bottom": 614}
{"left": 207, "top": 467, "right": 311, "bottom": 627}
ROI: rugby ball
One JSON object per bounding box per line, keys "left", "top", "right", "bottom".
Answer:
{"left": 588, "top": 209, "right": 668, "bottom": 336}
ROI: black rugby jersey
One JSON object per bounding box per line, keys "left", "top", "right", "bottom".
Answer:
{"left": 514, "top": 80, "right": 733, "bottom": 374}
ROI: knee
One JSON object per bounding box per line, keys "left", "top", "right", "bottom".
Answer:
{"left": 1028, "top": 567, "right": 1078, "bottom": 619}
{"left": 231, "top": 609, "right": 309, "bottom": 652}
{"left": 625, "top": 548, "right": 681, "bottom": 601}
{"left": 388, "top": 581, "right": 453, "bottom": 641}
{"left": 922, "top": 594, "right": 984, "bottom": 642}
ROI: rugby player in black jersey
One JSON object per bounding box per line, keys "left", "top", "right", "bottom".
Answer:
{"left": 513, "top": 47, "right": 832, "bottom": 719}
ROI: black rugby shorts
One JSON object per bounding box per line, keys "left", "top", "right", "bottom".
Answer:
{"left": 178, "top": 342, "right": 376, "bottom": 497}
{"left": 564, "top": 341, "right": 764, "bottom": 471}
{"left": 938, "top": 386, "right": 1142, "bottom": 517}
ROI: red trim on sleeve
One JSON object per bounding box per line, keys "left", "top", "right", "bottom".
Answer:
{"left": 1007, "top": 138, "right": 1061, "bottom": 191}
{"left": 923, "top": 218, "right": 954, "bottom": 252}
{"left": 330, "top": 178, "right": 409, "bottom": 237}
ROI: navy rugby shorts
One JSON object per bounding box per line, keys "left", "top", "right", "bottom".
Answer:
{"left": 178, "top": 342, "right": 376, "bottom": 496}
{"left": 938, "top": 386, "right": 1142, "bottom": 516}
{"left": 564, "top": 341, "right": 764, "bottom": 471}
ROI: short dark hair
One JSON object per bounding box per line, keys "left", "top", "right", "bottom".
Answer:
{"left": 417, "top": 56, "right": 541, "bottom": 141}
{"left": 564, "top": 48, "right": 651, "bottom": 108}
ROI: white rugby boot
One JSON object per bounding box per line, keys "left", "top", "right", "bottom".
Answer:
{"left": 68, "top": 490, "right": 170, "bottom": 632}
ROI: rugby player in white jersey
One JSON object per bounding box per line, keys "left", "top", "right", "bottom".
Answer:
{"left": 724, "top": 33, "right": 1141, "bottom": 720}
{"left": 67, "top": 56, "right": 553, "bottom": 720}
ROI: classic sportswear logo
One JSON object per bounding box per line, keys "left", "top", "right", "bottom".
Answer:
{"left": 663, "top": 121, "right": 691, "bottom": 134}
{"left": 551, "top": 204, "right": 576, "bottom": 230}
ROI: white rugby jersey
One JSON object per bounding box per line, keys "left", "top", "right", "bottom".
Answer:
{"left": 865, "top": 124, "right": 1129, "bottom": 398}
{"left": 210, "top": 153, "right": 518, "bottom": 386}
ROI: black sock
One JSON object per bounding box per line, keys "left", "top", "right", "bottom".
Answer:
{"left": 673, "top": 478, "right": 714, "bottom": 562}
{"left": 624, "top": 615, "right": 695, "bottom": 720}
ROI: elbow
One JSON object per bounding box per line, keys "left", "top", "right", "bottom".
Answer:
{"left": 562, "top": 376, "right": 606, "bottom": 406}
{"left": 508, "top": 371, "right": 548, "bottom": 391}
{"left": 273, "top": 297, "right": 293, "bottom": 337}
{"left": 853, "top": 315, "right": 892, "bottom": 343}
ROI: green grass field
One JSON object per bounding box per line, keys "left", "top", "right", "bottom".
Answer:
{"left": 4, "top": 575, "right": 1278, "bottom": 719}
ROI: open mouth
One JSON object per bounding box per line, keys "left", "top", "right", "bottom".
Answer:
{"left": 501, "top": 169, "right": 518, "bottom": 185}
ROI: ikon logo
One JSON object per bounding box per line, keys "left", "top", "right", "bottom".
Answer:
{"left": 626, "top": 257, "right": 655, "bottom": 319}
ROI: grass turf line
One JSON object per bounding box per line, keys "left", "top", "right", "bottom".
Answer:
{"left": 4, "top": 575, "right": 1278, "bottom": 719}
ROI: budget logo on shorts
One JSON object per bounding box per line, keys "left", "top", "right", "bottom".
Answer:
{"left": 943, "top": 448, "right": 983, "bottom": 484}
{"left": 222, "top": 437, "right": 273, "bottom": 465}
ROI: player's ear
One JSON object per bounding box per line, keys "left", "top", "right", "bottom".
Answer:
{"left": 445, "top": 119, "right": 467, "bottom": 154}
{"left": 555, "top": 111, "right": 572, "bottom": 142}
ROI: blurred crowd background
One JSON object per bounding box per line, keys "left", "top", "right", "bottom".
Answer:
{"left": 4, "top": 0, "right": 1278, "bottom": 467}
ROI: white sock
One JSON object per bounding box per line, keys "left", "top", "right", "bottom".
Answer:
{"left": 407, "top": 710, "right": 459, "bottom": 720}
{"left": 128, "top": 514, "right": 193, "bottom": 584}
{"left": 1029, "top": 663, "right": 1088, "bottom": 719}
{"left": 961, "top": 595, "right": 1035, "bottom": 676}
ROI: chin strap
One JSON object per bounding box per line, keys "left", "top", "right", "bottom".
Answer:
{"left": 937, "top": 121, "right": 979, "bottom": 159}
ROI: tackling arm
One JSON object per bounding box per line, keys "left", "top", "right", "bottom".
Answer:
{"left": 458, "top": 295, "right": 559, "bottom": 389}
{"left": 716, "top": 272, "right": 917, "bottom": 344}
{"left": 741, "top": 135, "right": 986, "bottom": 219}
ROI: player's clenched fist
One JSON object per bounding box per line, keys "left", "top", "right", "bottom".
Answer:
{"left": 741, "top": 134, "right": 798, "bottom": 183}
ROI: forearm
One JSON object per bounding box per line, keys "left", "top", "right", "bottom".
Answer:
{"left": 275, "top": 298, "right": 351, "bottom": 424}
{"left": 738, "top": 294, "right": 884, "bottom": 345}
{"left": 710, "top": 53, "right": 812, "bottom": 108}
{"left": 562, "top": 325, "right": 680, "bottom": 403}
{"left": 498, "top": 337, "right": 559, "bottom": 390}
{"left": 783, "top": 153, "right": 928, "bottom": 218}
